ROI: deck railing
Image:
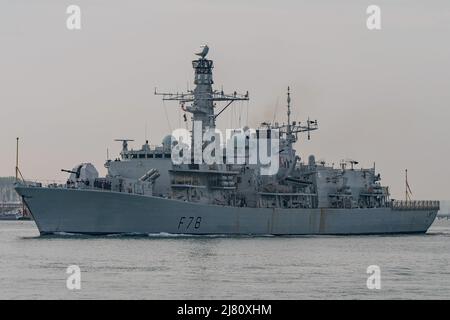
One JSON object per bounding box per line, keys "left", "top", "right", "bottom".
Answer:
{"left": 16, "top": 180, "right": 151, "bottom": 196}
{"left": 391, "top": 200, "right": 440, "bottom": 210}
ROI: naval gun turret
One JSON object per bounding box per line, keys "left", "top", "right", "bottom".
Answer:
{"left": 62, "top": 163, "right": 99, "bottom": 188}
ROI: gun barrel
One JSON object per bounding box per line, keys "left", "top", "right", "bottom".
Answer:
{"left": 61, "top": 169, "right": 77, "bottom": 174}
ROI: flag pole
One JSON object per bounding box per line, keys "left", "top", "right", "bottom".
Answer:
{"left": 15, "top": 137, "right": 19, "bottom": 182}
{"left": 405, "top": 169, "right": 413, "bottom": 201}
{"left": 405, "top": 169, "right": 408, "bottom": 201}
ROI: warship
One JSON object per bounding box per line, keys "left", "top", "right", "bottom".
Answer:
{"left": 15, "top": 46, "right": 439, "bottom": 235}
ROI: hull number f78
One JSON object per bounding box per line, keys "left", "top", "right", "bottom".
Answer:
{"left": 178, "top": 216, "right": 202, "bottom": 230}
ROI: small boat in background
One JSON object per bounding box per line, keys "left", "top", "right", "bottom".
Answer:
{"left": 0, "top": 208, "right": 33, "bottom": 221}
{"left": 0, "top": 210, "right": 19, "bottom": 220}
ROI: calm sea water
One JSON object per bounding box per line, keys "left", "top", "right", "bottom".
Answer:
{"left": 1, "top": 220, "right": 450, "bottom": 299}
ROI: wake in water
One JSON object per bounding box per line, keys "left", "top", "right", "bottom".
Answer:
{"left": 22, "top": 231, "right": 277, "bottom": 240}
{"left": 20, "top": 219, "right": 450, "bottom": 240}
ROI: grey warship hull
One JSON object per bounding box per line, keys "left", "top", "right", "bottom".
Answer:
{"left": 16, "top": 186, "right": 438, "bottom": 236}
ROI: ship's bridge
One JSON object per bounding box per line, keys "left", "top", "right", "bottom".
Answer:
{"left": 104, "top": 138, "right": 173, "bottom": 196}
{"left": 110, "top": 138, "right": 172, "bottom": 161}
{"left": 121, "top": 146, "right": 172, "bottom": 160}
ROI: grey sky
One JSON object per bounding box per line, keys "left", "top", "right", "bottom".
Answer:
{"left": 0, "top": 0, "right": 449, "bottom": 200}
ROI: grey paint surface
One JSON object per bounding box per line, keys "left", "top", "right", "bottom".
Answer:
{"left": 16, "top": 186, "right": 437, "bottom": 235}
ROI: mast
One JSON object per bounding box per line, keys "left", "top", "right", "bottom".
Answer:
{"left": 15, "top": 137, "right": 25, "bottom": 183}
{"left": 280, "top": 87, "right": 318, "bottom": 147}
{"left": 15, "top": 137, "right": 19, "bottom": 182}
{"left": 405, "top": 169, "right": 412, "bottom": 201}
{"left": 285, "top": 86, "right": 299, "bottom": 146}
{"left": 405, "top": 169, "right": 407, "bottom": 201}
{"left": 287, "top": 87, "right": 291, "bottom": 135}
{"left": 155, "top": 45, "right": 249, "bottom": 132}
